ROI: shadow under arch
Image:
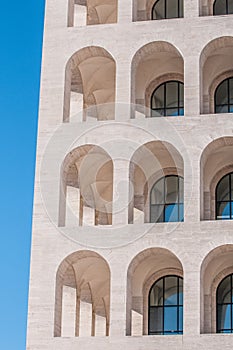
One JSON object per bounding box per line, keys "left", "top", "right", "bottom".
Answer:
{"left": 54, "top": 249, "right": 111, "bottom": 337}
{"left": 200, "top": 136, "right": 233, "bottom": 220}
{"left": 200, "top": 244, "right": 233, "bottom": 334}
{"left": 63, "top": 46, "right": 116, "bottom": 123}
{"left": 131, "top": 41, "right": 184, "bottom": 119}
{"left": 59, "top": 143, "right": 113, "bottom": 227}
{"left": 129, "top": 140, "right": 184, "bottom": 224}
{"left": 200, "top": 36, "right": 233, "bottom": 114}
{"left": 126, "top": 247, "right": 184, "bottom": 335}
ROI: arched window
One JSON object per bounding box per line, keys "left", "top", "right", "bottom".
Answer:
{"left": 151, "top": 81, "right": 184, "bottom": 117}
{"left": 150, "top": 175, "right": 184, "bottom": 222}
{"left": 149, "top": 275, "right": 183, "bottom": 335}
{"left": 216, "top": 172, "right": 233, "bottom": 220}
{"left": 213, "top": 0, "right": 233, "bottom": 16}
{"left": 217, "top": 274, "right": 233, "bottom": 333}
{"left": 152, "top": 0, "right": 183, "bottom": 20}
{"left": 215, "top": 77, "right": 233, "bottom": 113}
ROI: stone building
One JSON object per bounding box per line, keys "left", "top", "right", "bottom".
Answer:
{"left": 27, "top": 0, "right": 233, "bottom": 349}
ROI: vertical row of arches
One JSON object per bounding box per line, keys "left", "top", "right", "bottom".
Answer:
{"left": 55, "top": 245, "right": 233, "bottom": 337}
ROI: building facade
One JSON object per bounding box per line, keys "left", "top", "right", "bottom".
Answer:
{"left": 27, "top": 0, "right": 233, "bottom": 349}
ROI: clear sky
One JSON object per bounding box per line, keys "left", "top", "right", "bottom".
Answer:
{"left": 0, "top": 1, "right": 45, "bottom": 348}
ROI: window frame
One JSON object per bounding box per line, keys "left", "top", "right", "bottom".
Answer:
{"left": 214, "top": 77, "right": 233, "bottom": 114}
{"left": 213, "top": 0, "right": 233, "bottom": 16}
{"left": 150, "top": 80, "right": 184, "bottom": 117}
{"left": 216, "top": 273, "right": 233, "bottom": 333}
{"left": 151, "top": 0, "right": 183, "bottom": 20}
{"left": 215, "top": 172, "right": 233, "bottom": 220}
{"left": 148, "top": 275, "right": 183, "bottom": 335}
{"left": 150, "top": 175, "right": 184, "bottom": 223}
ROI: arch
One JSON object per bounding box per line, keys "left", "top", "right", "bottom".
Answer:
{"left": 68, "top": 0, "right": 118, "bottom": 27}
{"left": 131, "top": 41, "right": 184, "bottom": 119}
{"left": 59, "top": 144, "right": 113, "bottom": 227}
{"left": 63, "top": 46, "right": 116, "bottom": 122}
{"left": 54, "top": 250, "right": 111, "bottom": 337}
{"left": 216, "top": 172, "right": 233, "bottom": 220}
{"left": 129, "top": 141, "right": 184, "bottom": 224}
{"left": 133, "top": 0, "right": 183, "bottom": 21}
{"left": 200, "top": 36, "right": 233, "bottom": 114}
{"left": 200, "top": 137, "right": 233, "bottom": 220}
{"left": 126, "top": 247, "right": 183, "bottom": 335}
{"left": 200, "top": 245, "right": 233, "bottom": 333}
{"left": 216, "top": 273, "right": 233, "bottom": 333}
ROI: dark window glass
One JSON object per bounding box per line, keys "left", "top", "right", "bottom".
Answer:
{"left": 152, "top": 0, "right": 183, "bottom": 20}
{"left": 214, "top": 0, "right": 233, "bottom": 15}
{"left": 150, "top": 175, "right": 184, "bottom": 223}
{"left": 149, "top": 276, "right": 183, "bottom": 335}
{"left": 215, "top": 77, "right": 233, "bottom": 113}
{"left": 216, "top": 173, "right": 233, "bottom": 220}
{"left": 217, "top": 274, "right": 233, "bottom": 333}
{"left": 151, "top": 81, "right": 184, "bottom": 117}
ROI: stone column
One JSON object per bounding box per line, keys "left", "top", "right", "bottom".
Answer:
{"left": 184, "top": 55, "right": 200, "bottom": 116}
{"left": 184, "top": 0, "right": 199, "bottom": 18}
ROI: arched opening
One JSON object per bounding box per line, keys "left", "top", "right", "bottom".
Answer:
{"left": 200, "top": 36, "right": 233, "bottom": 114}
{"left": 214, "top": 77, "right": 233, "bottom": 113}
{"left": 200, "top": 245, "right": 233, "bottom": 333}
{"left": 200, "top": 137, "right": 233, "bottom": 220}
{"left": 216, "top": 273, "right": 233, "bottom": 333}
{"left": 54, "top": 250, "right": 111, "bottom": 337}
{"left": 214, "top": 0, "right": 233, "bottom": 15}
{"left": 131, "top": 41, "right": 184, "bottom": 119}
{"left": 133, "top": 0, "right": 183, "bottom": 21}
{"left": 126, "top": 248, "right": 183, "bottom": 335}
{"left": 129, "top": 141, "right": 184, "bottom": 224}
{"left": 216, "top": 172, "right": 233, "bottom": 220}
{"left": 59, "top": 144, "right": 113, "bottom": 227}
{"left": 68, "top": 0, "right": 118, "bottom": 27}
{"left": 148, "top": 275, "right": 183, "bottom": 335}
{"left": 151, "top": 80, "right": 184, "bottom": 117}
{"left": 63, "top": 46, "right": 116, "bottom": 122}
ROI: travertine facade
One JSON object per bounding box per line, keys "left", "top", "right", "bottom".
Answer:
{"left": 27, "top": 1, "right": 233, "bottom": 349}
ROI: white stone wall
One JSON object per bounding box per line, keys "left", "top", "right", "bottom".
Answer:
{"left": 27, "top": 0, "right": 233, "bottom": 349}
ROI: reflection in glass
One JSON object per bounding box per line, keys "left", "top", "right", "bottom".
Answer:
{"left": 149, "top": 276, "right": 183, "bottom": 335}
{"left": 217, "top": 274, "right": 233, "bottom": 333}
{"left": 151, "top": 81, "right": 184, "bottom": 117}
{"left": 216, "top": 173, "right": 233, "bottom": 220}
{"left": 214, "top": 0, "right": 233, "bottom": 15}
{"left": 215, "top": 77, "right": 233, "bottom": 114}
{"left": 150, "top": 176, "right": 184, "bottom": 223}
{"left": 152, "top": 0, "right": 183, "bottom": 20}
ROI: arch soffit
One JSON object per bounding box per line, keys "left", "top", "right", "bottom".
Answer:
{"left": 200, "top": 36, "right": 233, "bottom": 69}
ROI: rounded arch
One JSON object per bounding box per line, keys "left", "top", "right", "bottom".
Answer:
{"left": 68, "top": 0, "right": 118, "bottom": 27}
{"left": 59, "top": 144, "right": 113, "bottom": 227}
{"left": 54, "top": 250, "right": 111, "bottom": 337}
{"left": 200, "top": 36, "right": 233, "bottom": 114}
{"left": 131, "top": 41, "right": 184, "bottom": 119}
{"left": 129, "top": 140, "right": 184, "bottom": 224}
{"left": 63, "top": 46, "right": 116, "bottom": 122}
{"left": 200, "top": 244, "right": 233, "bottom": 333}
{"left": 126, "top": 247, "right": 183, "bottom": 335}
{"left": 133, "top": 0, "right": 183, "bottom": 21}
{"left": 200, "top": 136, "right": 233, "bottom": 220}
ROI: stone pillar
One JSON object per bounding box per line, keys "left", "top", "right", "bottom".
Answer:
{"left": 118, "top": 0, "right": 133, "bottom": 23}
{"left": 115, "top": 58, "right": 132, "bottom": 121}
{"left": 184, "top": 55, "right": 200, "bottom": 116}
{"left": 184, "top": 0, "right": 199, "bottom": 18}
{"left": 112, "top": 159, "right": 130, "bottom": 225}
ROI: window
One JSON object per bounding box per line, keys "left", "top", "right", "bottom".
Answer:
{"left": 213, "top": 0, "right": 233, "bottom": 15}
{"left": 151, "top": 81, "right": 184, "bottom": 117}
{"left": 150, "top": 175, "right": 184, "bottom": 223}
{"left": 216, "top": 172, "right": 233, "bottom": 220}
{"left": 152, "top": 0, "right": 183, "bottom": 20}
{"left": 215, "top": 77, "right": 233, "bottom": 113}
{"left": 217, "top": 274, "right": 233, "bottom": 333}
{"left": 149, "top": 275, "right": 183, "bottom": 335}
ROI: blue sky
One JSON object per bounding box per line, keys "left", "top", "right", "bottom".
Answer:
{"left": 0, "top": 1, "right": 45, "bottom": 348}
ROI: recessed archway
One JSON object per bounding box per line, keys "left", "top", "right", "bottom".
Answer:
{"left": 54, "top": 250, "right": 111, "bottom": 337}
{"left": 200, "top": 36, "right": 233, "bottom": 114}
{"left": 63, "top": 46, "right": 116, "bottom": 122}
{"left": 59, "top": 144, "right": 113, "bottom": 227}
{"left": 131, "top": 41, "right": 184, "bottom": 118}
{"left": 126, "top": 247, "right": 183, "bottom": 335}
